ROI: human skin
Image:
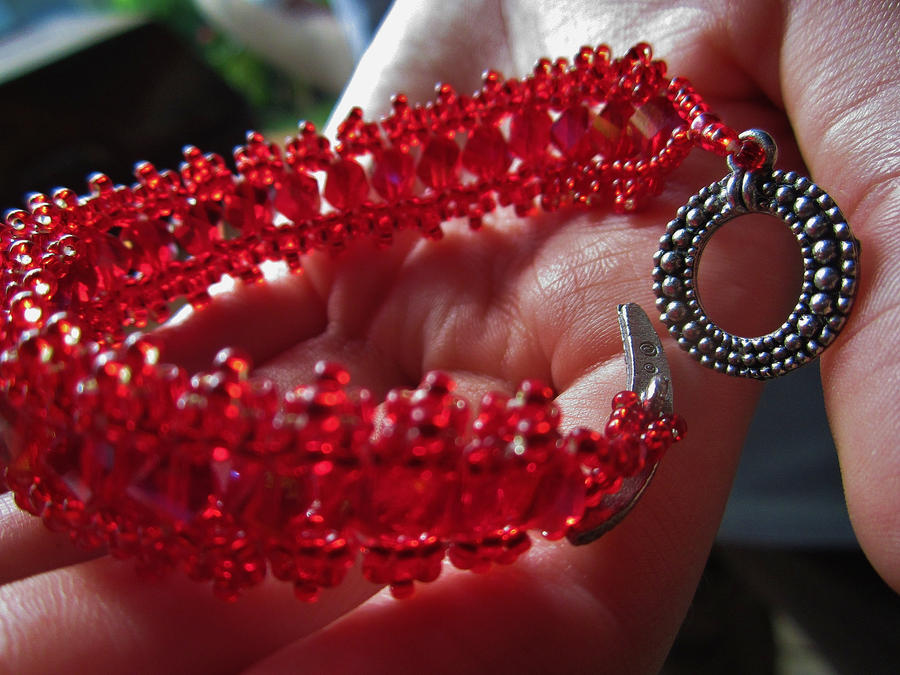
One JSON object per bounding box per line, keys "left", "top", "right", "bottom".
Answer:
{"left": 0, "top": 1, "right": 897, "bottom": 673}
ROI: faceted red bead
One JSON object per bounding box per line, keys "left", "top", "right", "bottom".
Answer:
{"left": 532, "top": 458, "right": 585, "bottom": 539}
{"left": 358, "top": 378, "right": 466, "bottom": 555}
{"left": 551, "top": 105, "right": 594, "bottom": 159}
{"left": 274, "top": 171, "right": 321, "bottom": 222}
{"left": 371, "top": 148, "right": 415, "bottom": 201}
{"left": 453, "top": 376, "right": 579, "bottom": 549}
{"left": 628, "top": 96, "right": 683, "bottom": 157}
{"left": 462, "top": 126, "right": 511, "bottom": 179}
{"left": 454, "top": 438, "right": 527, "bottom": 535}
{"left": 592, "top": 99, "right": 637, "bottom": 159}
{"left": 172, "top": 202, "right": 223, "bottom": 256}
{"left": 121, "top": 218, "right": 174, "bottom": 276}
{"left": 416, "top": 136, "right": 460, "bottom": 189}
{"left": 224, "top": 182, "right": 272, "bottom": 233}
{"left": 324, "top": 158, "right": 369, "bottom": 211}
{"left": 509, "top": 107, "right": 552, "bottom": 161}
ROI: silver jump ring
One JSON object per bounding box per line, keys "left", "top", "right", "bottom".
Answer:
{"left": 653, "top": 130, "right": 860, "bottom": 380}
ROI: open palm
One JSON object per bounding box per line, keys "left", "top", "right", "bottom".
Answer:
{"left": 1, "top": 1, "right": 897, "bottom": 673}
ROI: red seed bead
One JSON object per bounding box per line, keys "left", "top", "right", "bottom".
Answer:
{"left": 515, "top": 379, "right": 554, "bottom": 406}
{"left": 8, "top": 291, "right": 45, "bottom": 327}
{"left": 660, "top": 412, "right": 687, "bottom": 442}
{"left": 605, "top": 405, "right": 646, "bottom": 437}
{"left": 472, "top": 391, "right": 511, "bottom": 439}
{"left": 420, "top": 370, "right": 456, "bottom": 396}
{"left": 568, "top": 427, "right": 608, "bottom": 470}
{"left": 641, "top": 420, "right": 673, "bottom": 462}
{"left": 213, "top": 347, "right": 253, "bottom": 381}
{"left": 690, "top": 113, "right": 740, "bottom": 156}
{"left": 611, "top": 390, "right": 639, "bottom": 410}
{"left": 610, "top": 433, "right": 645, "bottom": 476}
{"left": 315, "top": 361, "right": 351, "bottom": 386}
{"left": 123, "top": 333, "right": 161, "bottom": 371}
{"left": 731, "top": 137, "right": 767, "bottom": 170}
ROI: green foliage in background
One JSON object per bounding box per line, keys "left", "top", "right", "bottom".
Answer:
{"left": 87, "top": 0, "right": 333, "bottom": 129}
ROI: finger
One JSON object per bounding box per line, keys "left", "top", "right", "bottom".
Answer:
{"left": 0, "top": 554, "right": 378, "bottom": 674}
{"left": 154, "top": 263, "right": 327, "bottom": 373}
{"left": 778, "top": 1, "right": 900, "bottom": 589}
{"left": 245, "top": 541, "right": 637, "bottom": 675}
{"left": 327, "top": 0, "right": 515, "bottom": 131}
{"left": 0, "top": 493, "right": 103, "bottom": 585}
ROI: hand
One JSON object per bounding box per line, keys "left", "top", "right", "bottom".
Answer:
{"left": 1, "top": 1, "right": 896, "bottom": 672}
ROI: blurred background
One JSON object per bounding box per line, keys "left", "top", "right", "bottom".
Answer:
{"left": 0, "top": 0, "right": 380, "bottom": 206}
{"left": 0, "top": 2, "right": 896, "bottom": 673}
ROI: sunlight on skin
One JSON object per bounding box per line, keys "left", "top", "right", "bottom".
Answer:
{"left": 0, "top": 1, "right": 897, "bottom": 673}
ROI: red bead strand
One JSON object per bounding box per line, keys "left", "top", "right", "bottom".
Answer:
{"left": 0, "top": 44, "right": 707, "bottom": 601}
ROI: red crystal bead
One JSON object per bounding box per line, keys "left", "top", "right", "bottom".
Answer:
{"left": 416, "top": 136, "right": 461, "bottom": 189}
{"left": 172, "top": 202, "right": 223, "bottom": 256}
{"left": 629, "top": 96, "right": 683, "bottom": 157}
{"left": 551, "top": 105, "right": 594, "bottom": 159}
{"left": 274, "top": 171, "right": 321, "bottom": 222}
{"left": 324, "top": 158, "right": 369, "bottom": 211}
{"left": 362, "top": 385, "right": 464, "bottom": 540}
{"left": 592, "top": 99, "right": 637, "bottom": 159}
{"left": 462, "top": 125, "right": 511, "bottom": 179}
{"left": 121, "top": 218, "right": 174, "bottom": 277}
{"left": 224, "top": 182, "right": 272, "bottom": 233}
{"left": 371, "top": 147, "right": 415, "bottom": 201}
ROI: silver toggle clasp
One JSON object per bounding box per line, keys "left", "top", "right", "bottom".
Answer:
{"left": 567, "top": 302, "right": 673, "bottom": 546}
{"left": 654, "top": 129, "right": 860, "bottom": 379}
{"left": 618, "top": 302, "right": 673, "bottom": 417}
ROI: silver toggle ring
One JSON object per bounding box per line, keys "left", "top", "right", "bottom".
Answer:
{"left": 653, "top": 130, "right": 860, "bottom": 379}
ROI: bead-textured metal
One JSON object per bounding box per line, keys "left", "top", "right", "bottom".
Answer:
{"left": 653, "top": 130, "right": 860, "bottom": 379}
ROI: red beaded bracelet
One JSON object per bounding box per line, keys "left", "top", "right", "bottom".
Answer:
{"left": 0, "top": 43, "right": 857, "bottom": 601}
